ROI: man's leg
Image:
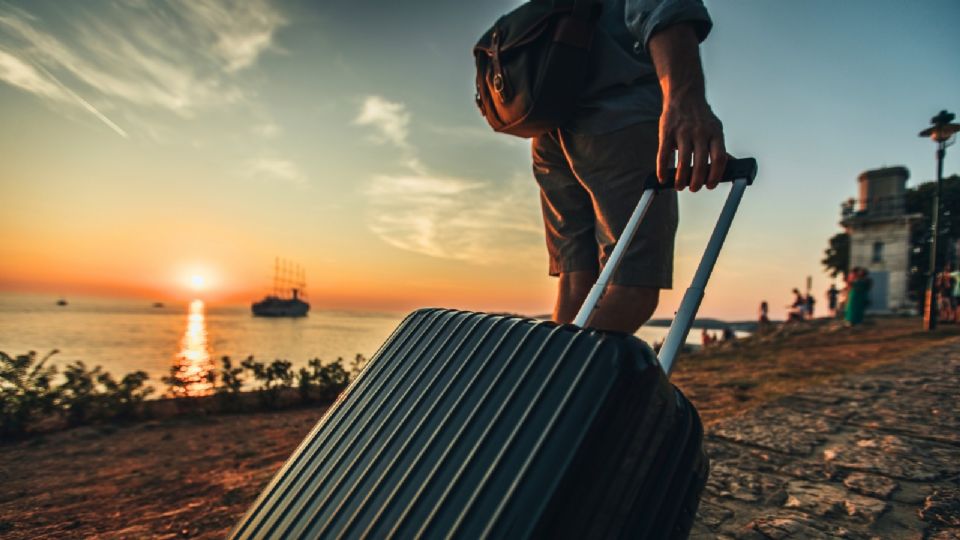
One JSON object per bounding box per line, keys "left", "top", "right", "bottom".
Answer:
{"left": 533, "top": 131, "right": 601, "bottom": 324}
{"left": 558, "top": 123, "right": 677, "bottom": 333}
{"left": 589, "top": 285, "right": 660, "bottom": 333}
{"left": 553, "top": 270, "right": 596, "bottom": 324}
{"left": 533, "top": 123, "right": 673, "bottom": 334}
{"left": 553, "top": 270, "right": 660, "bottom": 334}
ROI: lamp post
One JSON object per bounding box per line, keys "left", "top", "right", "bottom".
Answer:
{"left": 918, "top": 110, "right": 960, "bottom": 330}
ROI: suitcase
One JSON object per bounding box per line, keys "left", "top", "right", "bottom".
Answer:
{"left": 231, "top": 158, "right": 758, "bottom": 539}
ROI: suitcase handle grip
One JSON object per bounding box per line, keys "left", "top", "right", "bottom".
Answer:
{"left": 643, "top": 157, "right": 757, "bottom": 191}
{"left": 573, "top": 156, "right": 757, "bottom": 377}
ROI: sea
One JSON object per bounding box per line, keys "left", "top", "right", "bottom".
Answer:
{"left": 0, "top": 293, "right": 733, "bottom": 396}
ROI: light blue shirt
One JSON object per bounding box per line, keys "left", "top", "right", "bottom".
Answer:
{"left": 567, "top": 0, "right": 712, "bottom": 134}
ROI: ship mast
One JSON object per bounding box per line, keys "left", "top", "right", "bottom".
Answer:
{"left": 270, "top": 257, "right": 308, "bottom": 300}
{"left": 273, "top": 256, "right": 279, "bottom": 297}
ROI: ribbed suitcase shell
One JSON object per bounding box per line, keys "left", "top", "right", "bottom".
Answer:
{"left": 231, "top": 308, "right": 707, "bottom": 539}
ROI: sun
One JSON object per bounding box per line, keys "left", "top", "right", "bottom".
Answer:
{"left": 190, "top": 274, "right": 206, "bottom": 291}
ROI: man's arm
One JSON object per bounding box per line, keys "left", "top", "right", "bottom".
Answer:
{"left": 648, "top": 23, "right": 725, "bottom": 192}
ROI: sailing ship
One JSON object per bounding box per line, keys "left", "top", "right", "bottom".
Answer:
{"left": 252, "top": 258, "right": 310, "bottom": 317}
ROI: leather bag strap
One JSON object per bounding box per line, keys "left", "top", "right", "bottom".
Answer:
{"left": 570, "top": 0, "right": 601, "bottom": 21}
{"left": 556, "top": 0, "right": 603, "bottom": 48}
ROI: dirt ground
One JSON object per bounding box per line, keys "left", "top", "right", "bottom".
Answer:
{"left": 1, "top": 317, "right": 956, "bottom": 539}
{"left": 671, "top": 317, "right": 959, "bottom": 426}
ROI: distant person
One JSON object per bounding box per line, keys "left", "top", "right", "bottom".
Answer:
{"left": 862, "top": 268, "right": 873, "bottom": 309}
{"left": 787, "top": 288, "right": 805, "bottom": 322}
{"left": 844, "top": 267, "right": 870, "bottom": 326}
{"left": 950, "top": 263, "right": 960, "bottom": 323}
{"left": 701, "top": 328, "right": 712, "bottom": 348}
{"left": 934, "top": 270, "right": 947, "bottom": 321}
{"left": 805, "top": 293, "right": 816, "bottom": 320}
{"left": 938, "top": 266, "right": 956, "bottom": 322}
{"left": 722, "top": 326, "right": 735, "bottom": 342}
{"left": 758, "top": 300, "right": 770, "bottom": 328}
{"left": 840, "top": 273, "right": 852, "bottom": 315}
{"left": 826, "top": 284, "right": 840, "bottom": 317}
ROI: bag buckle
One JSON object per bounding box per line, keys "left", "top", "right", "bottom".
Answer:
{"left": 489, "top": 28, "right": 510, "bottom": 101}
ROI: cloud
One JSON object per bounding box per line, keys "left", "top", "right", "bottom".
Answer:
{"left": 252, "top": 121, "right": 281, "bottom": 138}
{"left": 354, "top": 95, "right": 412, "bottom": 148}
{"left": 425, "top": 122, "right": 528, "bottom": 148}
{"left": 0, "top": 48, "right": 60, "bottom": 99}
{"left": 0, "top": 48, "right": 128, "bottom": 137}
{"left": 175, "top": 0, "right": 286, "bottom": 72}
{"left": 356, "top": 97, "right": 542, "bottom": 264}
{"left": 245, "top": 157, "right": 307, "bottom": 186}
{"left": 0, "top": 0, "right": 287, "bottom": 134}
{"left": 365, "top": 173, "right": 541, "bottom": 263}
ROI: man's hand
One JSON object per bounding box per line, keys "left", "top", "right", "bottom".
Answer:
{"left": 648, "top": 24, "right": 726, "bottom": 192}
{"left": 658, "top": 94, "right": 726, "bottom": 192}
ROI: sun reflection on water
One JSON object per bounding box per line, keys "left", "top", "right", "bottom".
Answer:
{"left": 170, "top": 299, "right": 215, "bottom": 397}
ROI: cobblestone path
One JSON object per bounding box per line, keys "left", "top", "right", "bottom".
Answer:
{"left": 692, "top": 337, "right": 960, "bottom": 539}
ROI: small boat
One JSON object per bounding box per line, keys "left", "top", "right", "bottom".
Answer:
{"left": 56, "top": 298, "right": 68, "bottom": 306}
{"left": 153, "top": 302, "right": 165, "bottom": 308}
{"left": 252, "top": 258, "right": 310, "bottom": 318}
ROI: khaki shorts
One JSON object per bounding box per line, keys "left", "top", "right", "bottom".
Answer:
{"left": 531, "top": 121, "right": 678, "bottom": 288}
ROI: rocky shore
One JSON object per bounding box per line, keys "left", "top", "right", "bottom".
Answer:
{"left": 693, "top": 337, "right": 960, "bottom": 539}
{"left": 1, "top": 318, "right": 957, "bottom": 539}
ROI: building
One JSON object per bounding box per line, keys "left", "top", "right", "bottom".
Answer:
{"left": 840, "top": 166, "right": 922, "bottom": 313}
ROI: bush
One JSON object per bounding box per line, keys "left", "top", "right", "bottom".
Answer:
{"left": 58, "top": 361, "right": 105, "bottom": 426}
{"left": 295, "top": 357, "right": 354, "bottom": 404}
{"left": 243, "top": 357, "right": 293, "bottom": 409}
{"left": 97, "top": 370, "right": 153, "bottom": 420}
{"left": 348, "top": 354, "right": 369, "bottom": 379}
{"left": 2, "top": 348, "right": 368, "bottom": 438}
{"left": 216, "top": 356, "right": 245, "bottom": 411}
{"left": 218, "top": 356, "right": 245, "bottom": 395}
{"left": 3, "top": 352, "right": 157, "bottom": 435}
{"left": 161, "top": 362, "right": 216, "bottom": 399}
{"left": 0, "top": 350, "right": 60, "bottom": 438}
{"left": 317, "top": 358, "right": 351, "bottom": 401}
{"left": 297, "top": 358, "right": 323, "bottom": 404}
{"left": 55, "top": 361, "right": 154, "bottom": 425}
{"left": 161, "top": 365, "right": 190, "bottom": 399}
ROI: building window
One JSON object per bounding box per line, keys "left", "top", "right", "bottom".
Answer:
{"left": 872, "top": 241, "right": 884, "bottom": 263}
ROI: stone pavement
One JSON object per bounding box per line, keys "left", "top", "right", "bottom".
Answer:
{"left": 692, "top": 337, "right": 960, "bottom": 539}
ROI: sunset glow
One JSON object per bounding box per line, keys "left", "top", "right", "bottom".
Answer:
{"left": 190, "top": 275, "right": 206, "bottom": 291}
{"left": 169, "top": 299, "right": 214, "bottom": 397}
{"left": 0, "top": 1, "right": 957, "bottom": 320}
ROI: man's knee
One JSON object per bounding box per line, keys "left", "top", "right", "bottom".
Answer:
{"left": 553, "top": 270, "right": 598, "bottom": 324}
{"left": 591, "top": 285, "right": 660, "bottom": 333}
{"left": 608, "top": 285, "right": 660, "bottom": 316}
{"left": 559, "top": 270, "right": 597, "bottom": 298}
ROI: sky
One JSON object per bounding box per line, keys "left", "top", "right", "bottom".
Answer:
{"left": 0, "top": 0, "right": 958, "bottom": 320}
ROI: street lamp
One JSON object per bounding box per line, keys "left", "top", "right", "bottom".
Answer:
{"left": 918, "top": 109, "right": 960, "bottom": 330}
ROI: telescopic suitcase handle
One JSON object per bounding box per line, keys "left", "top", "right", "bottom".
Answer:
{"left": 573, "top": 157, "right": 758, "bottom": 378}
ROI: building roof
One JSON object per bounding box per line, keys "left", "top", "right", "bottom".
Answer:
{"left": 858, "top": 166, "right": 910, "bottom": 182}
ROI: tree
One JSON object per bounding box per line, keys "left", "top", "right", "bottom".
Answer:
{"left": 821, "top": 232, "right": 850, "bottom": 278}
{"left": 905, "top": 174, "right": 960, "bottom": 303}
